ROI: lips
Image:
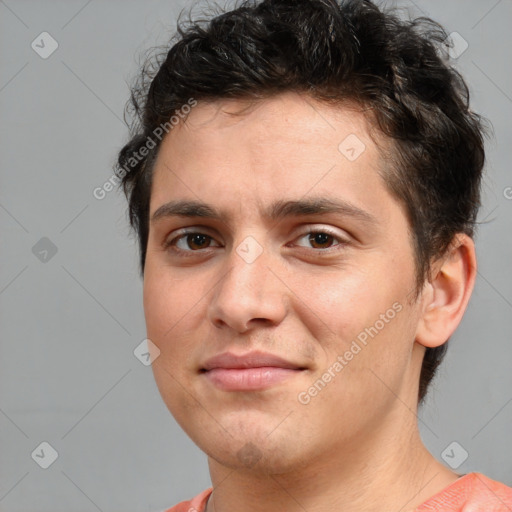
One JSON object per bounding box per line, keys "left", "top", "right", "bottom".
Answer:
{"left": 201, "top": 351, "right": 306, "bottom": 391}
{"left": 202, "top": 351, "right": 304, "bottom": 371}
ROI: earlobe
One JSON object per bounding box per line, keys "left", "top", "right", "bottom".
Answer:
{"left": 415, "top": 234, "right": 477, "bottom": 348}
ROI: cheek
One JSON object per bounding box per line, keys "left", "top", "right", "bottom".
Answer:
{"left": 143, "top": 268, "right": 197, "bottom": 360}
{"left": 291, "top": 265, "right": 396, "bottom": 343}
{"left": 143, "top": 262, "right": 201, "bottom": 329}
{"left": 143, "top": 275, "right": 170, "bottom": 341}
{"left": 143, "top": 269, "right": 202, "bottom": 416}
{"left": 143, "top": 263, "right": 219, "bottom": 397}
{"left": 297, "top": 263, "right": 416, "bottom": 382}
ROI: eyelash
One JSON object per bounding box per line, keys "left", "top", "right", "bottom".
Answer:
{"left": 163, "top": 228, "right": 349, "bottom": 257}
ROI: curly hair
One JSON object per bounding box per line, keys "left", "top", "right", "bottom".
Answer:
{"left": 115, "top": 0, "right": 486, "bottom": 403}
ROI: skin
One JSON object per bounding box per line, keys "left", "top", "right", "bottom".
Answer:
{"left": 143, "top": 92, "right": 476, "bottom": 512}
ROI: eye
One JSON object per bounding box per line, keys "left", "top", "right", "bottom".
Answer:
{"left": 165, "top": 231, "right": 221, "bottom": 254}
{"left": 294, "top": 229, "right": 347, "bottom": 250}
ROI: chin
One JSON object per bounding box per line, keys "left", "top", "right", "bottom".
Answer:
{"left": 207, "top": 442, "right": 307, "bottom": 476}
{"left": 193, "top": 421, "right": 314, "bottom": 476}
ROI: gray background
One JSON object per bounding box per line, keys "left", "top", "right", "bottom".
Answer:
{"left": 0, "top": 0, "right": 511, "bottom": 511}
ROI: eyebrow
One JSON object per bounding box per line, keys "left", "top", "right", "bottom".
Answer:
{"left": 150, "top": 197, "right": 378, "bottom": 226}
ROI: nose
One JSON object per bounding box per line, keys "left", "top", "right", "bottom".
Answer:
{"left": 207, "top": 240, "right": 288, "bottom": 333}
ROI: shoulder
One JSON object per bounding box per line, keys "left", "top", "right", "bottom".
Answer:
{"left": 464, "top": 473, "right": 512, "bottom": 511}
{"left": 161, "top": 488, "right": 213, "bottom": 512}
{"left": 416, "top": 472, "right": 512, "bottom": 511}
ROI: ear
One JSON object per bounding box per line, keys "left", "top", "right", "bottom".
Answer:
{"left": 415, "top": 234, "right": 477, "bottom": 348}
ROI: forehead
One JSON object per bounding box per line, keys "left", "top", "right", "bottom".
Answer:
{"left": 149, "top": 92, "right": 399, "bottom": 227}
{"left": 162, "top": 93, "right": 377, "bottom": 155}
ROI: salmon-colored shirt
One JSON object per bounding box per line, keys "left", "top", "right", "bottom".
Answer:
{"left": 163, "top": 473, "right": 512, "bottom": 512}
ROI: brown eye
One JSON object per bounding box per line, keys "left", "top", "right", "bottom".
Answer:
{"left": 291, "top": 226, "right": 352, "bottom": 256}
{"left": 165, "top": 231, "right": 220, "bottom": 254}
{"left": 294, "top": 229, "right": 345, "bottom": 251}
{"left": 308, "top": 232, "right": 335, "bottom": 249}
{"left": 185, "top": 233, "right": 212, "bottom": 250}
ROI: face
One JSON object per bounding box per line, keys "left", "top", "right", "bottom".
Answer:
{"left": 143, "top": 93, "right": 427, "bottom": 474}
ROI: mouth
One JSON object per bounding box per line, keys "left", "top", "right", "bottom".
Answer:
{"left": 200, "top": 351, "right": 307, "bottom": 391}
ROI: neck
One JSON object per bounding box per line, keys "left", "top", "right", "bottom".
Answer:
{"left": 205, "top": 411, "right": 458, "bottom": 512}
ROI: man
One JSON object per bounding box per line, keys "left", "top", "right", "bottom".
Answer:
{"left": 115, "top": 0, "right": 512, "bottom": 510}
